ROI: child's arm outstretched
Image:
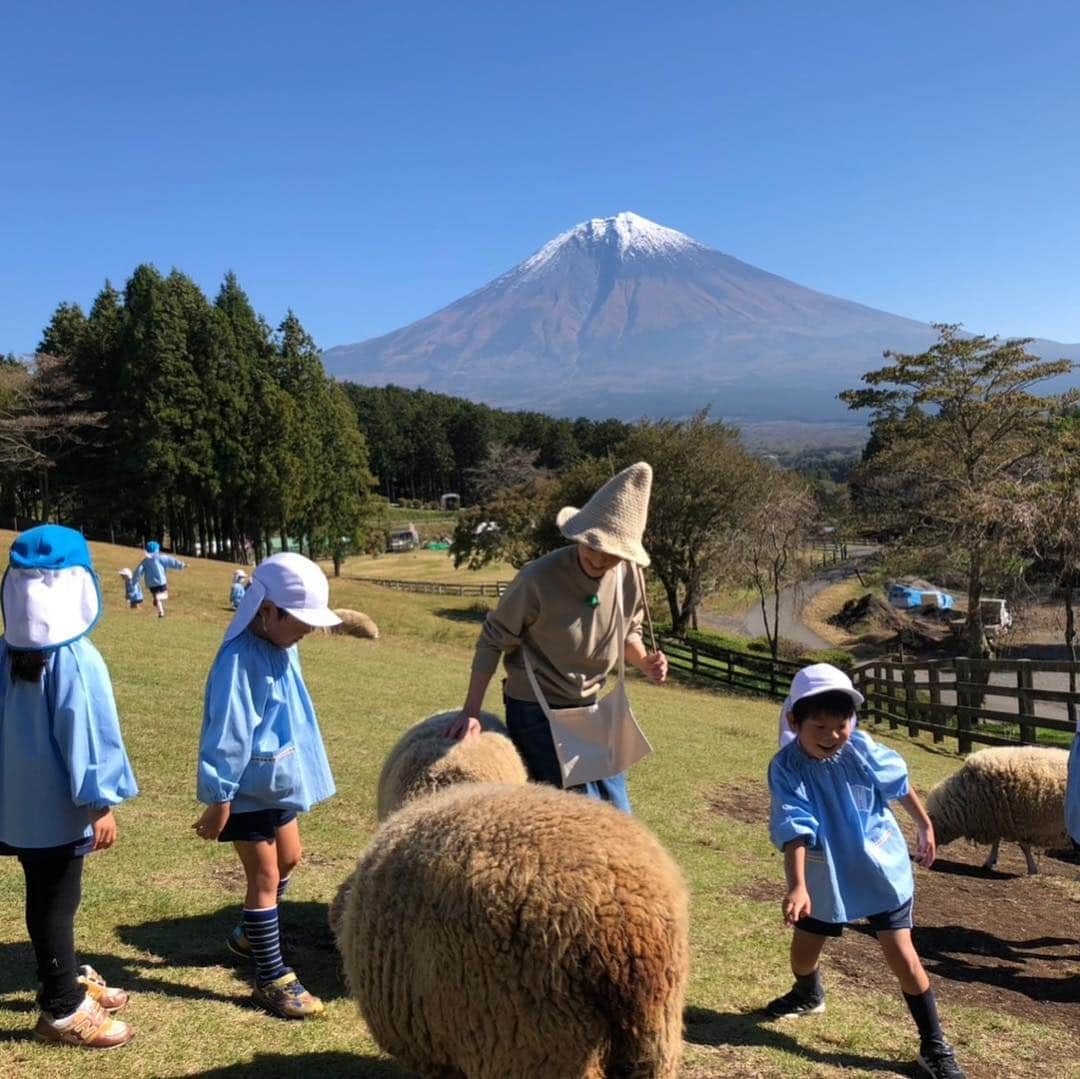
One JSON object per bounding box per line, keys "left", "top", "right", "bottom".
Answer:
{"left": 782, "top": 838, "right": 812, "bottom": 926}
{"left": 897, "top": 789, "right": 936, "bottom": 867}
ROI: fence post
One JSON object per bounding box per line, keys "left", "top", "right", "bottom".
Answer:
{"left": 727, "top": 651, "right": 734, "bottom": 686}
{"left": 928, "top": 667, "right": 943, "bottom": 743}
{"left": 691, "top": 642, "right": 699, "bottom": 676}
{"left": 903, "top": 663, "right": 917, "bottom": 738}
{"left": 1017, "top": 663, "right": 1035, "bottom": 745}
{"left": 769, "top": 658, "right": 777, "bottom": 699}
{"left": 956, "top": 657, "right": 972, "bottom": 754}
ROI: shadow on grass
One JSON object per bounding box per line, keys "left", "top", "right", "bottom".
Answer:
{"left": 683, "top": 1005, "right": 908, "bottom": 1074}
{"left": 163, "top": 1051, "right": 414, "bottom": 1078}
{"left": 0, "top": 901, "right": 347, "bottom": 1014}
{"left": 433, "top": 604, "right": 490, "bottom": 623}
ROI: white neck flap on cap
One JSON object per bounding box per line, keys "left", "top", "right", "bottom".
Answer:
{"left": 2, "top": 567, "right": 101, "bottom": 650}
{"left": 223, "top": 577, "right": 268, "bottom": 642}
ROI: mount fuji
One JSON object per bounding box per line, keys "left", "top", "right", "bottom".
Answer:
{"left": 322, "top": 212, "right": 1079, "bottom": 422}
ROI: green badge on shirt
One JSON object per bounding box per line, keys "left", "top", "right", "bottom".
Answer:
{"left": 586, "top": 594, "right": 600, "bottom": 608}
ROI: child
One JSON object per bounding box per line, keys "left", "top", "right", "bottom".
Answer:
{"left": 118, "top": 567, "right": 143, "bottom": 610}
{"left": 0, "top": 525, "right": 138, "bottom": 1049}
{"left": 229, "top": 570, "right": 247, "bottom": 610}
{"left": 193, "top": 552, "right": 341, "bottom": 1019}
{"left": 766, "top": 663, "right": 966, "bottom": 1079}
{"left": 133, "top": 540, "right": 186, "bottom": 618}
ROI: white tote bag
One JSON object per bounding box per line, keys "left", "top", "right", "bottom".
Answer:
{"left": 522, "top": 565, "right": 652, "bottom": 787}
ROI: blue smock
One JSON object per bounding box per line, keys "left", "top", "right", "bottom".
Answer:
{"left": 125, "top": 579, "right": 144, "bottom": 603}
{"left": 229, "top": 582, "right": 245, "bottom": 610}
{"left": 133, "top": 553, "right": 185, "bottom": 590}
{"left": 1066, "top": 733, "right": 1080, "bottom": 844}
{"left": 197, "top": 630, "right": 335, "bottom": 813}
{"left": 768, "top": 728, "right": 914, "bottom": 923}
{"left": 0, "top": 637, "right": 138, "bottom": 848}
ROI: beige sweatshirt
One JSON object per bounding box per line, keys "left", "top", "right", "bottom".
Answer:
{"left": 472, "top": 545, "right": 645, "bottom": 708}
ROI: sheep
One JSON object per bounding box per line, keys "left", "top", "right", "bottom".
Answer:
{"left": 333, "top": 781, "right": 689, "bottom": 1079}
{"left": 376, "top": 709, "right": 527, "bottom": 820}
{"left": 329, "top": 608, "right": 380, "bottom": 639}
{"left": 925, "top": 745, "right": 1069, "bottom": 874}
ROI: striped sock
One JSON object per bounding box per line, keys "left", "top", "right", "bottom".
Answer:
{"left": 242, "top": 906, "right": 291, "bottom": 986}
{"left": 276, "top": 876, "right": 290, "bottom": 903}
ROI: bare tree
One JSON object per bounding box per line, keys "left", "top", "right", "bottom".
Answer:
{"left": 735, "top": 472, "right": 818, "bottom": 658}
{"left": 0, "top": 354, "right": 105, "bottom": 520}
{"left": 464, "top": 441, "right": 551, "bottom": 502}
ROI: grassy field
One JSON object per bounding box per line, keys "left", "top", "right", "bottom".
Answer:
{"left": 338, "top": 546, "right": 513, "bottom": 586}
{"left": 0, "top": 532, "right": 1076, "bottom": 1078}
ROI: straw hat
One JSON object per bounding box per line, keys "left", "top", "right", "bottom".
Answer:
{"left": 556, "top": 461, "right": 652, "bottom": 566}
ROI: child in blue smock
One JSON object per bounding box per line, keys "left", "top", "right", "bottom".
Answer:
{"left": 0, "top": 525, "right": 138, "bottom": 1049}
{"left": 1066, "top": 715, "right": 1080, "bottom": 848}
{"left": 118, "top": 568, "right": 143, "bottom": 610}
{"left": 193, "top": 552, "right": 341, "bottom": 1020}
{"left": 133, "top": 540, "right": 186, "bottom": 618}
{"left": 229, "top": 570, "right": 247, "bottom": 610}
{"left": 766, "top": 663, "right": 966, "bottom": 1079}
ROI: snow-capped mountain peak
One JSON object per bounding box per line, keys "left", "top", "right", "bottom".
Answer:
{"left": 509, "top": 211, "right": 703, "bottom": 282}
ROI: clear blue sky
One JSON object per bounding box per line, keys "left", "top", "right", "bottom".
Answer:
{"left": 4, "top": 1, "right": 1080, "bottom": 357}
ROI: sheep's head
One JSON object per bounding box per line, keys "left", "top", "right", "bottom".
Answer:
{"left": 924, "top": 776, "right": 961, "bottom": 848}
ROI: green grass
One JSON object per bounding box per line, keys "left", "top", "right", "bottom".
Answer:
{"left": 338, "top": 546, "right": 513, "bottom": 586}
{"left": 1, "top": 531, "right": 1076, "bottom": 1077}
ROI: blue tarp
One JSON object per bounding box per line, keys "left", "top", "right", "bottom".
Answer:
{"left": 888, "top": 584, "right": 954, "bottom": 610}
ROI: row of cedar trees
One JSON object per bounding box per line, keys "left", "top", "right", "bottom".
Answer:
{"left": 23, "top": 267, "right": 378, "bottom": 572}
{"left": 8, "top": 267, "right": 634, "bottom": 570}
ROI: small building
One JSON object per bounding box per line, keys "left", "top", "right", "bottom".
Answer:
{"left": 440, "top": 493, "right": 461, "bottom": 511}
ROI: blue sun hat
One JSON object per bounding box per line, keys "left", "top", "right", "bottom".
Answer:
{"left": 1, "top": 525, "right": 102, "bottom": 651}
{"left": 145, "top": 540, "right": 160, "bottom": 553}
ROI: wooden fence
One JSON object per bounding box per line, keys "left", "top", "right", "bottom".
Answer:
{"left": 851, "top": 657, "right": 1079, "bottom": 752}
{"left": 659, "top": 635, "right": 801, "bottom": 701}
{"left": 351, "top": 576, "right": 509, "bottom": 598}
{"left": 660, "top": 634, "right": 1078, "bottom": 753}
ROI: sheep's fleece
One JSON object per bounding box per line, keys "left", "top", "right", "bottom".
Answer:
{"left": 329, "top": 608, "right": 380, "bottom": 638}
{"left": 926, "top": 745, "right": 1068, "bottom": 848}
{"left": 376, "top": 709, "right": 526, "bottom": 821}
{"left": 334, "top": 782, "right": 690, "bottom": 1079}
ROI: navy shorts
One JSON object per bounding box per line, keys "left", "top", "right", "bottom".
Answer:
{"left": 149, "top": 584, "right": 168, "bottom": 597}
{"left": 796, "top": 897, "right": 914, "bottom": 937}
{"left": 217, "top": 808, "right": 297, "bottom": 843}
{"left": 0, "top": 835, "right": 94, "bottom": 858}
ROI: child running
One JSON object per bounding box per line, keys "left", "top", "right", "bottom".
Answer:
{"left": 133, "top": 540, "right": 186, "bottom": 618}
{"left": 118, "top": 567, "right": 143, "bottom": 610}
{"left": 0, "top": 525, "right": 138, "bottom": 1048}
{"left": 766, "top": 663, "right": 966, "bottom": 1079}
{"left": 193, "top": 552, "right": 340, "bottom": 1019}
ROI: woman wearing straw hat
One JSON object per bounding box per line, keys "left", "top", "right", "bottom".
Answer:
{"left": 447, "top": 462, "right": 668, "bottom": 812}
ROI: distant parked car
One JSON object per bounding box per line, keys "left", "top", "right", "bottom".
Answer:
{"left": 387, "top": 525, "right": 420, "bottom": 552}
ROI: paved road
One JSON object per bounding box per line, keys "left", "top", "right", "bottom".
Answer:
{"left": 700, "top": 547, "right": 877, "bottom": 652}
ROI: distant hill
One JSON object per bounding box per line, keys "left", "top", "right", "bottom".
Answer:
{"left": 323, "top": 212, "right": 1079, "bottom": 422}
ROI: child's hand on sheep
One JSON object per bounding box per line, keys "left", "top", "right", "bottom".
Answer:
{"left": 782, "top": 885, "right": 811, "bottom": 927}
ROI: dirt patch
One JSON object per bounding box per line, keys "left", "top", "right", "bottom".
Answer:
{"left": 827, "top": 824, "right": 1080, "bottom": 1041}
{"left": 707, "top": 780, "right": 772, "bottom": 826}
{"left": 731, "top": 878, "right": 779, "bottom": 903}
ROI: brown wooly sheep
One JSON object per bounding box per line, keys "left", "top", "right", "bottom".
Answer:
{"left": 376, "top": 709, "right": 527, "bottom": 821}
{"left": 327, "top": 608, "right": 379, "bottom": 639}
{"left": 333, "top": 782, "right": 689, "bottom": 1079}
{"left": 926, "top": 745, "right": 1069, "bottom": 874}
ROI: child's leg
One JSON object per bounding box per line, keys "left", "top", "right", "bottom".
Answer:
{"left": 878, "top": 929, "right": 953, "bottom": 1054}
{"left": 19, "top": 849, "right": 85, "bottom": 1019}
{"left": 791, "top": 926, "right": 827, "bottom": 976}
{"left": 234, "top": 839, "right": 290, "bottom": 986}
{"left": 876, "top": 928, "right": 929, "bottom": 994}
{"left": 274, "top": 818, "right": 302, "bottom": 901}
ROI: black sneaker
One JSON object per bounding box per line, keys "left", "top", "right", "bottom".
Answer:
{"left": 763, "top": 986, "right": 826, "bottom": 1018}
{"left": 916, "top": 1042, "right": 966, "bottom": 1078}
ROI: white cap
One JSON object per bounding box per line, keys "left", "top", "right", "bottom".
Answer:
{"left": 789, "top": 663, "right": 863, "bottom": 711}
{"left": 224, "top": 552, "right": 341, "bottom": 642}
